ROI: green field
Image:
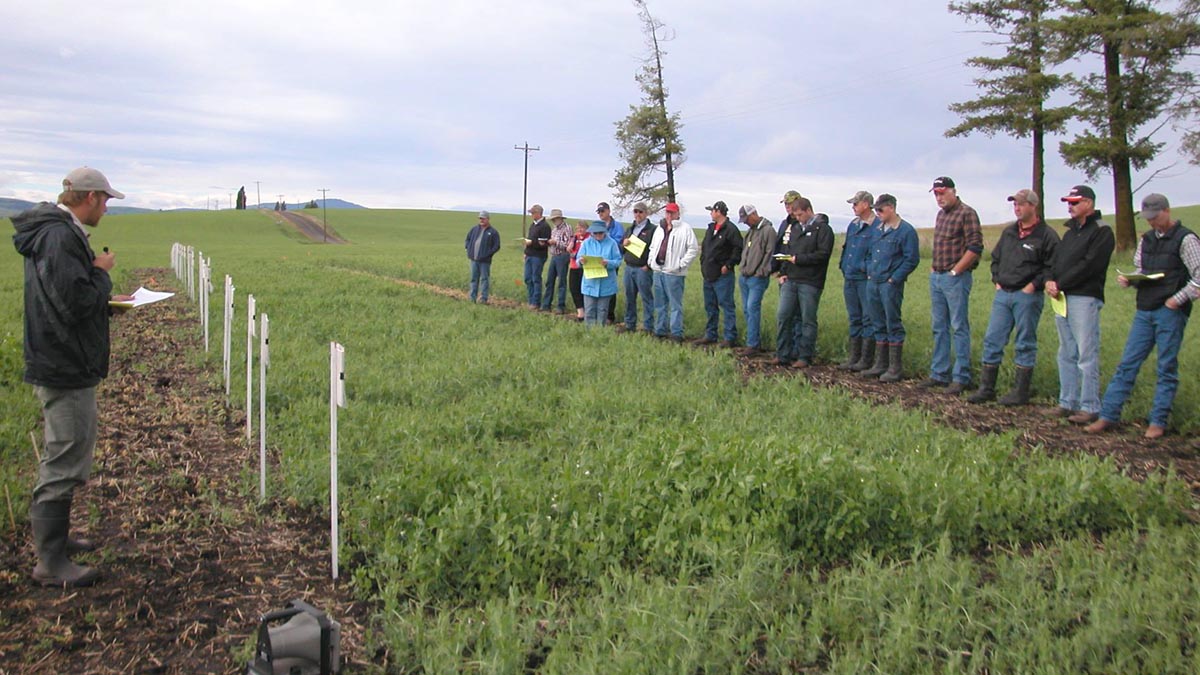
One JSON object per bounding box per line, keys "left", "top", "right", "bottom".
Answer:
{"left": 3, "top": 206, "right": 1199, "bottom": 673}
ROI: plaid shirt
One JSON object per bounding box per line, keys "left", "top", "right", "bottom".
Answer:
{"left": 931, "top": 198, "right": 983, "bottom": 272}
{"left": 1133, "top": 223, "right": 1200, "bottom": 306}
{"left": 548, "top": 222, "right": 573, "bottom": 256}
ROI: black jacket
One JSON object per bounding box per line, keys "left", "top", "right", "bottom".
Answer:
{"left": 775, "top": 213, "right": 834, "bottom": 289}
{"left": 700, "top": 219, "right": 743, "bottom": 282}
{"left": 524, "top": 219, "right": 551, "bottom": 257}
{"left": 622, "top": 219, "right": 657, "bottom": 267}
{"left": 1050, "top": 211, "right": 1115, "bottom": 301}
{"left": 990, "top": 220, "right": 1059, "bottom": 291}
{"left": 12, "top": 203, "right": 113, "bottom": 388}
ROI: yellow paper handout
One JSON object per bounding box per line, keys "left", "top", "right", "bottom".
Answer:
{"left": 624, "top": 237, "right": 646, "bottom": 258}
{"left": 582, "top": 255, "right": 609, "bottom": 280}
{"left": 1050, "top": 292, "right": 1067, "bottom": 318}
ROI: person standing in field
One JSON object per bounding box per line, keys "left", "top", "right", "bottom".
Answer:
{"left": 596, "top": 202, "right": 624, "bottom": 324}
{"left": 1085, "top": 194, "right": 1198, "bottom": 439}
{"left": 577, "top": 221, "right": 623, "bottom": 327}
{"left": 860, "top": 194, "right": 920, "bottom": 382}
{"left": 698, "top": 201, "right": 743, "bottom": 347}
{"left": 465, "top": 211, "right": 500, "bottom": 304}
{"left": 736, "top": 205, "right": 777, "bottom": 356}
{"left": 12, "top": 167, "right": 134, "bottom": 587}
{"left": 839, "top": 190, "right": 880, "bottom": 371}
{"left": 1043, "top": 185, "right": 1115, "bottom": 425}
{"left": 968, "top": 189, "right": 1059, "bottom": 406}
{"left": 649, "top": 203, "right": 699, "bottom": 342}
{"left": 541, "top": 209, "right": 573, "bottom": 314}
{"left": 923, "top": 176, "right": 984, "bottom": 394}
{"left": 523, "top": 204, "right": 551, "bottom": 310}
{"left": 620, "top": 202, "right": 656, "bottom": 332}
{"left": 568, "top": 220, "right": 589, "bottom": 321}
{"left": 773, "top": 196, "right": 833, "bottom": 368}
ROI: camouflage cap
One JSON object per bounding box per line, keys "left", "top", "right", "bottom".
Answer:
{"left": 780, "top": 190, "right": 802, "bottom": 205}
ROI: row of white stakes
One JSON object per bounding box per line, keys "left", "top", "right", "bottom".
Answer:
{"left": 169, "top": 242, "right": 347, "bottom": 580}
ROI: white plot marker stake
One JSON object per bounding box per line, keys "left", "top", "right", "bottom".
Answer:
{"left": 329, "top": 342, "right": 346, "bottom": 580}
{"left": 259, "top": 313, "right": 269, "bottom": 501}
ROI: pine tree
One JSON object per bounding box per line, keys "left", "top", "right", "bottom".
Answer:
{"left": 1051, "top": 0, "right": 1198, "bottom": 249}
{"left": 610, "top": 0, "right": 685, "bottom": 213}
{"left": 946, "top": 0, "right": 1069, "bottom": 221}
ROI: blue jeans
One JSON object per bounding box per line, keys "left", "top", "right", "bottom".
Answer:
{"left": 653, "top": 273, "right": 686, "bottom": 338}
{"left": 980, "top": 289, "right": 1044, "bottom": 367}
{"left": 583, "top": 294, "right": 612, "bottom": 328}
{"left": 777, "top": 281, "right": 821, "bottom": 361}
{"left": 703, "top": 272, "right": 738, "bottom": 342}
{"left": 542, "top": 254, "right": 570, "bottom": 311}
{"left": 524, "top": 256, "right": 547, "bottom": 307}
{"left": 866, "top": 280, "right": 906, "bottom": 344}
{"left": 624, "top": 266, "right": 655, "bottom": 330}
{"left": 843, "top": 278, "right": 873, "bottom": 339}
{"left": 468, "top": 260, "right": 491, "bottom": 303}
{"left": 1100, "top": 306, "right": 1188, "bottom": 427}
{"left": 929, "top": 271, "right": 973, "bottom": 384}
{"left": 739, "top": 275, "right": 771, "bottom": 349}
{"left": 1054, "top": 295, "right": 1104, "bottom": 413}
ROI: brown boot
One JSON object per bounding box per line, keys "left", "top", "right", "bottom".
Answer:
{"left": 31, "top": 500, "right": 100, "bottom": 587}
{"left": 997, "top": 366, "right": 1033, "bottom": 406}
{"left": 860, "top": 341, "right": 889, "bottom": 378}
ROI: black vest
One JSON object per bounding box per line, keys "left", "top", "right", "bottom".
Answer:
{"left": 1136, "top": 222, "right": 1194, "bottom": 315}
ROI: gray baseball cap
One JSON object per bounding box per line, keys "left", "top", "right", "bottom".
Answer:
{"left": 873, "top": 193, "right": 897, "bottom": 209}
{"left": 737, "top": 205, "right": 757, "bottom": 223}
{"left": 478, "top": 210, "right": 490, "bottom": 218}
{"left": 846, "top": 190, "right": 873, "bottom": 206}
{"left": 1006, "top": 189, "right": 1040, "bottom": 206}
{"left": 62, "top": 167, "right": 124, "bottom": 199}
{"left": 1140, "top": 193, "right": 1169, "bottom": 220}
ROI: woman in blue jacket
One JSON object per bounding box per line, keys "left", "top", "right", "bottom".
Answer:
{"left": 576, "top": 222, "right": 623, "bottom": 327}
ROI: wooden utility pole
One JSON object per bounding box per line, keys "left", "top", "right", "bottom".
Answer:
{"left": 513, "top": 142, "right": 540, "bottom": 230}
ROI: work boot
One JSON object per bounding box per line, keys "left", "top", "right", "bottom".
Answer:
{"left": 860, "top": 341, "right": 889, "bottom": 378}
{"left": 967, "top": 364, "right": 999, "bottom": 404}
{"left": 998, "top": 366, "right": 1033, "bottom": 406}
{"left": 879, "top": 343, "right": 904, "bottom": 383}
{"left": 849, "top": 339, "right": 875, "bottom": 372}
{"left": 31, "top": 500, "right": 100, "bottom": 587}
{"left": 838, "top": 337, "right": 862, "bottom": 370}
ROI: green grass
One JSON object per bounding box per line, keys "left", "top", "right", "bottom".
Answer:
{"left": 2, "top": 205, "right": 1199, "bottom": 673}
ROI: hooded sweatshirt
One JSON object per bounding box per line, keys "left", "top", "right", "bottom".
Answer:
{"left": 12, "top": 203, "right": 113, "bottom": 388}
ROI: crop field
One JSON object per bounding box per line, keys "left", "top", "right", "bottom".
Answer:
{"left": 3, "top": 206, "right": 1199, "bottom": 673}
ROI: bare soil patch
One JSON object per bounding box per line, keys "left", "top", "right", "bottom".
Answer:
{"left": 0, "top": 270, "right": 377, "bottom": 675}
{"left": 275, "top": 211, "right": 347, "bottom": 244}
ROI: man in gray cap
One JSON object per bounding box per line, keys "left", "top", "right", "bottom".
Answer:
{"left": 968, "top": 189, "right": 1059, "bottom": 406}
{"left": 465, "top": 211, "right": 501, "bottom": 304}
{"left": 737, "top": 205, "right": 777, "bottom": 355}
{"left": 838, "top": 190, "right": 880, "bottom": 371}
{"left": 1086, "top": 194, "right": 1199, "bottom": 439}
{"left": 11, "top": 167, "right": 131, "bottom": 586}
{"left": 523, "top": 204, "right": 551, "bottom": 309}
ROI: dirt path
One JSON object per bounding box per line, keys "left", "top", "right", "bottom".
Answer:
{"left": 0, "top": 270, "right": 375, "bottom": 675}
{"left": 274, "top": 211, "right": 347, "bottom": 244}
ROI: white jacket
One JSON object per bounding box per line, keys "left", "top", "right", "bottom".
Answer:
{"left": 648, "top": 221, "right": 700, "bottom": 277}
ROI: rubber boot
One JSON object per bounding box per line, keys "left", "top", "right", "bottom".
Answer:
{"left": 879, "top": 342, "right": 904, "bottom": 382}
{"left": 860, "top": 341, "right": 889, "bottom": 378}
{"left": 998, "top": 365, "right": 1034, "bottom": 406}
{"left": 849, "top": 339, "right": 875, "bottom": 372}
{"left": 31, "top": 500, "right": 100, "bottom": 587}
{"left": 967, "top": 364, "right": 999, "bottom": 403}
{"left": 837, "top": 337, "right": 862, "bottom": 370}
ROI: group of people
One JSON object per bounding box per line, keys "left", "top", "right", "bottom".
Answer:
{"left": 465, "top": 178, "right": 1197, "bottom": 438}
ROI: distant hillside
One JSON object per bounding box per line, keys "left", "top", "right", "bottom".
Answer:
{"left": 1, "top": 196, "right": 367, "bottom": 217}
{"left": 255, "top": 198, "right": 366, "bottom": 210}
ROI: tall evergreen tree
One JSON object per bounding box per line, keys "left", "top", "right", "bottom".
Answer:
{"left": 610, "top": 0, "right": 685, "bottom": 213}
{"left": 946, "top": 0, "right": 1069, "bottom": 221}
{"left": 1051, "top": 0, "right": 1198, "bottom": 249}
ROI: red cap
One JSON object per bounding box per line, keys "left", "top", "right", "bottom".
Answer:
{"left": 664, "top": 202, "right": 680, "bottom": 213}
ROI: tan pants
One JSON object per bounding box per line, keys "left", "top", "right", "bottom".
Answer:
{"left": 32, "top": 385, "right": 97, "bottom": 504}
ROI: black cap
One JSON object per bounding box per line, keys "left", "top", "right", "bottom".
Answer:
{"left": 930, "top": 176, "right": 956, "bottom": 192}
{"left": 596, "top": 202, "right": 611, "bottom": 213}
{"left": 705, "top": 201, "right": 728, "bottom": 215}
{"left": 873, "top": 193, "right": 897, "bottom": 209}
{"left": 1060, "top": 185, "right": 1096, "bottom": 203}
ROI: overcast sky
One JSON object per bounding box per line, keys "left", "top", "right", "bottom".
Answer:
{"left": 2, "top": 0, "right": 1198, "bottom": 227}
